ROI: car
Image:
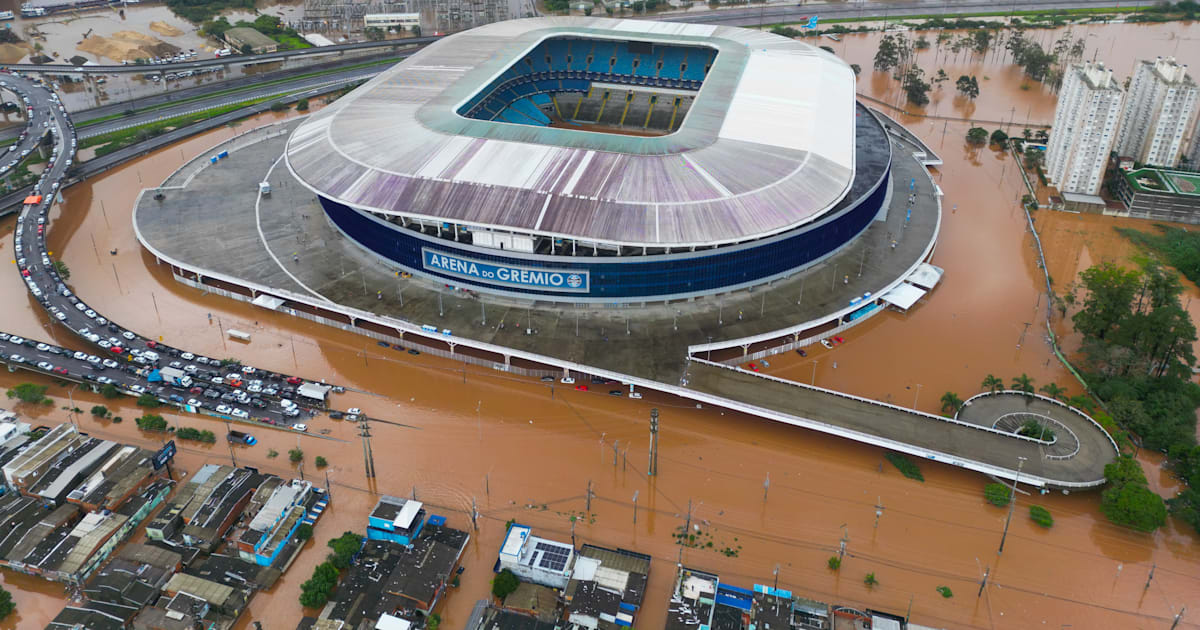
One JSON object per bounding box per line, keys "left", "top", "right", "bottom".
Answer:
{"left": 8, "top": 336, "right": 23, "bottom": 345}
{"left": 109, "top": 346, "right": 123, "bottom": 354}
{"left": 228, "top": 378, "right": 243, "bottom": 388}
{"left": 241, "top": 366, "right": 256, "bottom": 374}
{"left": 833, "top": 336, "right": 845, "bottom": 345}
{"left": 263, "top": 387, "right": 278, "bottom": 396}
{"left": 189, "top": 386, "right": 203, "bottom": 394}
{"left": 181, "top": 352, "right": 194, "bottom": 360}
{"left": 84, "top": 309, "right": 96, "bottom": 318}
{"left": 168, "top": 394, "right": 184, "bottom": 403}
{"left": 35, "top": 343, "right": 50, "bottom": 352}
{"left": 820, "top": 339, "right": 834, "bottom": 349}
{"left": 211, "top": 376, "right": 224, "bottom": 385}
{"left": 232, "top": 408, "right": 249, "bottom": 419}
{"left": 575, "top": 384, "right": 588, "bottom": 391}
{"left": 86, "top": 333, "right": 101, "bottom": 343}
{"left": 347, "top": 407, "right": 361, "bottom": 415}
{"left": 251, "top": 399, "right": 267, "bottom": 409}
{"left": 102, "top": 359, "right": 118, "bottom": 368}
{"left": 169, "top": 361, "right": 183, "bottom": 369}
{"left": 145, "top": 341, "right": 157, "bottom": 349}
{"left": 283, "top": 407, "right": 300, "bottom": 417}
{"left": 85, "top": 355, "right": 101, "bottom": 364}
{"left": 286, "top": 376, "right": 302, "bottom": 385}
{"left": 96, "top": 376, "right": 115, "bottom": 385}
{"left": 795, "top": 348, "right": 807, "bottom": 357}
{"left": 121, "top": 331, "right": 135, "bottom": 340}
{"left": 195, "top": 356, "right": 210, "bottom": 364}
{"left": 204, "top": 389, "right": 220, "bottom": 399}
{"left": 216, "top": 404, "right": 232, "bottom": 414}
{"left": 97, "top": 340, "right": 111, "bottom": 349}
{"left": 184, "top": 364, "right": 198, "bottom": 374}
{"left": 143, "top": 351, "right": 159, "bottom": 362}
{"left": 36, "top": 361, "right": 53, "bottom": 370}
{"left": 746, "top": 363, "right": 759, "bottom": 371}
{"left": 292, "top": 423, "right": 308, "bottom": 432}
{"left": 220, "top": 393, "right": 235, "bottom": 403}
{"left": 129, "top": 384, "right": 146, "bottom": 393}
{"left": 541, "top": 376, "right": 554, "bottom": 382}
{"left": 95, "top": 317, "right": 108, "bottom": 325}
{"left": 608, "top": 390, "right": 623, "bottom": 397}
{"left": 408, "top": 348, "right": 421, "bottom": 355}
{"left": 560, "top": 377, "right": 576, "bottom": 384}
{"left": 73, "top": 351, "right": 87, "bottom": 360}
{"left": 629, "top": 392, "right": 643, "bottom": 399}
{"left": 247, "top": 383, "right": 261, "bottom": 393}
{"left": 187, "top": 398, "right": 201, "bottom": 406}
{"left": 54, "top": 312, "right": 66, "bottom": 321}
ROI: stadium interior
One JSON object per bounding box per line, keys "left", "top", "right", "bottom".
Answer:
{"left": 457, "top": 36, "right": 717, "bottom": 135}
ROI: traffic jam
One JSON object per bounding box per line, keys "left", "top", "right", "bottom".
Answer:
{"left": 1, "top": 69, "right": 333, "bottom": 434}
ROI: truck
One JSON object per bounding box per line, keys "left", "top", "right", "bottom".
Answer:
{"left": 157, "top": 366, "right": 193, "bottom": 388}
{"left": 227, "top": 430, "right": 256, "bottom": 445}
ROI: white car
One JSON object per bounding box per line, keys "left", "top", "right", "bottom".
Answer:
{"left": 8, "top": 354, "right": 24, "bottom": 363}
{"left": 54, "top": 312, "right": 66, "bottom": 321}
{"left": 84, "top": 309, "right": 96, "bottom": 319}
{"left": 36, "top": 361, "right": 52, "bottom": 370}
{"left": 73, "top": 351, "right": 87, "bottom": 360}
{"left": 281, "top": 399, "right": 297, "bottom": 409}
{"left": 74, "top": 302, "right": 86, "bottom": 311}
{"left": 187, "top": 398, "right": 202, "bottom": 406}
{"left": 95, "top": 316, "right": 107, "bottom": 325}
{"left": 36, "top": 343, "right": 50, "bottom": 352}
{"left": 211, "top": 377, "right": 224, "bottom": 385}
{"left": 181, "top": 352, "right": 194, "bottom": 360}
{"left": 130, "top": 384, "right": 146, "bottom": 393}
{"left": 122, "top": 331, "right": 135, "bottom": 340}
{"left": 232, "top": 408, "right": 249, "bottom": 419}
{"left": 216, "top": 404, "right": 232, "bottom": 414}
{"left": 347, "top": 407, "right": 361, "bottom": 415}
{"left": 97, "top": 340, "right": 111, "bottom": 349}
{"left": 247, "top": 383, "right": 262, "bottom": 393}
{"left": 292, "top": 423, "right": 307, "bottom": 432}
{"left": 241, "top": 365, "right": 256, "bottom": 374}
{"left": 184, "top": 365, "right": 198, "bottom": 374}
{"left": 85, "top": 355, "right": 101, "bottom": 365}
{"left": 560, "top": 377, "right": 575, "bottom": 384}
{"left": 102, "top": 359, "right": 118, "bottom": 368}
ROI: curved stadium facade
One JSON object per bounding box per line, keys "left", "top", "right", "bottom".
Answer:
{"left": 286, "top": 17, "right": 892, "bottom": 303}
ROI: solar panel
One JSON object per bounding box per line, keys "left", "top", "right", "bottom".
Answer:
{"left": 535, "top": 542, "right": 571, "bottom": 571}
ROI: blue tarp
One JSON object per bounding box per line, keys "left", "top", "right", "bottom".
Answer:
{"left": 619, "top": 602, "right": 638, "bottom": 612}
{"left": 428, "top": 515, "right": 447, "bottom": 526}
{"left": 715, "top": 593, "right": 752, "bottom": 612}
{"left": 147, "top": 370, "right": 163, "bottom": 382}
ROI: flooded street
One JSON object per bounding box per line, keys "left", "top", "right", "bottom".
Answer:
{"left": 0, "top": 19, "right": 1199, "bottom": 630}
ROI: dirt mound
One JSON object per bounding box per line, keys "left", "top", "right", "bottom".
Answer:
{"left": 77, "top": 31, "right": 180, "bottom": 63}
{"left": 0, "top": 42, "right": 33, "bottom": 65}
{"left": 149, "top": 21, "right": 184, "bottom": 38}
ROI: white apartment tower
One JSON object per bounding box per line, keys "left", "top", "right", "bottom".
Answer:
{"left": 1115, "top": 57, "right": 1198, "bottom": 167}
{"left": 1046, "top": 62, "right": 1124, "bottom": 196}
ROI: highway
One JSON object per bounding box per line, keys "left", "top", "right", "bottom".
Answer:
{"left": 658, "top": 0, "right": 1131, "bottom": 27}
{"left": 1, "top": 70, "right": 336, "bottom": 435}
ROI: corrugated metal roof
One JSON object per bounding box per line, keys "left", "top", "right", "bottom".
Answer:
{"left": 287, "top": 17, "right": 856, "bottom": 247}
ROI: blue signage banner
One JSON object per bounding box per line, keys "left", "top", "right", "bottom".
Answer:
{"left": 152, "top": 440, "right": 176, "bottom": 470}
{"left": 421, "top": 248, "right": 590, "bottom": 293}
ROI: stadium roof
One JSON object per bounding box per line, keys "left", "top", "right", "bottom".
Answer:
{"left": 286, "top": 17, "right": 858, "bottom": 247}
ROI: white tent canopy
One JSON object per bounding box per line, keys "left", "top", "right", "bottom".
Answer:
{"left": 251, "top": 294, "right": 285, "bottom": 309}
{"left": 297, "top": 382, "right": 332, "bottom": 401}
{"left": 907, "top": 263, "right": 944, "bottom": 290}
{"left": 881, "top": 283, "right": 927, "bottom": 311}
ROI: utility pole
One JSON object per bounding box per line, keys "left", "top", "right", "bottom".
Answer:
{"left": 632, "top": 490, "right": 639, "bottom": 524}
{"left": 1170, "top": 607, "right": 1186, "bottom": 630}
{"left": 874, "top": 497, "right": 885, "bottom": 529}
{"left": 225, "top": 421, "right": 237, "bottom": 468}
{"left": 838, "top": 524, "right": 849, "bottom": 561}
{"left": 685, "top": 498, "right": 694, "bottom": 535}
{"left": 612, "top": 440, "right": 619, "bottom": 466}
{"left": 998, "top": 456, "right": 1027, "bottom": 555}
{"left": 485, "top": 473, "right": 490, "bottom": 497}
{"left": 763, "top": 472, "right": 770, "bottom": 501}
{"left": 471, "top": 497, "right": 478, "bottom": 530}
{"left": 773, "top": 563, "right": 780, "bottom": 591}
{"left": 648, "top": 409, "right": 659, "bottom": 476}
{"left": 1145, "top": 563, "right": 1155, "bottom": 590}
{"left": 977, "top": 565, "right": 990, "bottom": 598}
{"left": 359, "top": 416, "right": 375, "bottom": 478}
{"left": 586, "top": 480, "right": 592, "bottom": 512}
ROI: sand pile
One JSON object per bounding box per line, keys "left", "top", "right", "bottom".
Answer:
{"left": 149, "top": 21, "right": 184, "bottom": 37}
{"left": 0, "top": 42, "right": 34, "bottom": 65}
{"left": 78, "top": 30, "right": 180, "bottom": 63}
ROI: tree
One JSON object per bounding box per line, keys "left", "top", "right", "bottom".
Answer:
{"left": 863, "top": 572, "right": 879, "bottom": 588}
{"left": 1101, "top": 456, "right": 1167, "bottom": 532}
{"left": 6, "top": 383, "right": 48, "bottom": 404}
{"left": 914, "top": 34, "right": 930, "bottom": 50}
{"left": 364, "top": 26, "right": 385, "bottom": 41}
{"left": 966, "top": 127, "right": 988, "bottom": 145}
{"left": 52, "top": 259, "right": 70, "bottom": 280}
{"left": 327, "top": 532, "right": 363, "bottom": 569}
{"left": 940, "top": 391, "right": 963, "bottom": 414}
{"left": 315, "top": 456, "right": 328, "bottom": 468}
{"left": 849, "top": 63, "right": 861, "bottom": 76}
{"left": 295, "top": 523, "right": 314, "bottom": 541}
{"left": 90, "top": 405, "right": 109, "bottom": 417}
{"left": 136, "top": 414, "right": 167, "bottom": 431}
{"left": 1067, "top": 394, "right": 1095, "bottom": 413}
{"left": 492, "top": 568, "right": 520, "bottom": 599}
{"left": 427, "top": 613, "right": 442, "bottom": 630}
{"left": 289, "top": 448, "right": 304, "bottom": 463}
{"left": 955, "top": 74, "right": 980, "bottom": 99}
{"left": 1017, "top": 419, "right": 1055, "bottom": 441}
{"left": 937, "top": 585, "right": 953, "bottom": 598}
{"left": 873, "top": 33, "right": 902, "bottom": 73}
{"left": 296, "top": 98, "right": 309, "bottom": 111}
{"left": 983, "top": 483, "right": 1011, "bottom": 507}
{"left": 933, "top": 68, "right": 949, "bottom": 86}
{"left": 0, "top": 586, "right": 13, "bottom": 621}
{"left": 1024, "top": 145, "right": 1045, "bottom": 170}
{"left": 137, "top": 393, "right": 160, "bottom": 407}
{"left": 411, "top": 25, "right": 421, "bottom": 37}
{"left": 267, "top": 449, "right": 279, "bottom": 458}
{"left": 989, "top": 129, "right": 1008, "bottom": 146}
{"left": 902, "top": 65, "right": 931, "bottom": 106}
{"left": 981, "top": 374, "right": 1004, "bottom": 393}
{"left": 1039, "top": 383, "right": 1068, "bottom": 401}
{"left": 827, "top": 556, "right": 841, "bottom": 570}
{"left": 1011, "top": 373, "right": 1035, "bottom": 396}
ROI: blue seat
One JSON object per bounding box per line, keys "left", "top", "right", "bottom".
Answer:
{"left": 659, "top": 47, "right": 686, "bottom": 78}
{"left": 510, "top": 98, "right": 550, "bottom": 125}
{"left": 530, "top": 93, "right": 552, "bottom": 106}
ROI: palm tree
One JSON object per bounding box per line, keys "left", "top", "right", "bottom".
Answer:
{"left": 981, "top": 374, "right": 1003, "bottom": 393}
{"left": 1011, "top": 373, "right": 1035, "bottom": 397}
{"left": 940, "top": 391, "right": 963, "bottom": 414}
{"left": 1039, "top": 383, "right": 1067, "bottom": 401}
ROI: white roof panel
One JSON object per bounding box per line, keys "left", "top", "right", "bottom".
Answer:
{"left": 394, "top": 499, "right": 423, "bottom": 529}
{"left": 881, "top": 283, "right": 927, "bottom": 311}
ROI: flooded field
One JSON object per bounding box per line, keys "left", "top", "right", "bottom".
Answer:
{"left": 0, "top": 18, "right": 1199, "bottom": 630}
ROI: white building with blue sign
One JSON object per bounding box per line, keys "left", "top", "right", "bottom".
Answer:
{"left": 498, "top": 523, "right": 575, "bottom": 589}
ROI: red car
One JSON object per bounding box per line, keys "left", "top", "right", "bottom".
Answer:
{"left": 21, "top": 269, "right": 29, "bottom": 277}
{"left": 575, "top": 384, "right": 589, "bottom": 391}
{"left": 109, "top": 346, "right": 123, "bottom": 353}
{"left": 746, "top": 363, "right": 759, "bottom": 371}
{"left": 833, "top": 336, "right": 845, "bottom": 345}
{"left": 189, "top": 386, "right": 203, "bottom": 395}
{"left": 286, "top": 376, "right": 302, "bottom": 385}
{"left": 52, "top": 367, "right": 68, "bottom": 375}
{"left": 145, "top": 340, "right": 157, "bottom": 348}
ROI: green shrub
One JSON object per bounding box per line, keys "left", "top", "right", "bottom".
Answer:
{"left": 90, "top": 405, "right": 109, "bottom": 417}
{"left": 267, "top": 449, "right": 278, "bottom": 458}
{"left": 884, "top": 453, "right": 924, "bottom": 482}
{"left": 0, "top": 585, "right": 13, "bottom": 620}
{"left": 315, "top": 456, "right": 328, "bottom": 468}
{"left": 296, "top": 98, "right": 309, "bottom": 111}
{"left": 6, "top": 383, "right": 48, "bottom": 404}
{"left": 936, "top": 585, "right": 953, "bottom": 598}
{"left": 984, "top": 483, "right": 1012, "bottom": 507}
{"left": 137, "top": 393, "right": 160, "bottom": 407}
{"left": 176, "top": 427, "right": 217, "bottom": 443}
{"left": 1029, "top": 505, "right": 1053, "bottom": 528}
{"left": 827, "top": 556, "right": 841, "bottom": 570}
{"left": 101, "top": 384, "right": 122, "bottom": 399}
{"left": 135, "top": 414, "right": 168, "bottom": 431}
{"left": 863, "top": 572, "right": 878, "bottom": 588}
{"left": 295, "top": 523, "right": 313, "bottom": 541}
{"left": 289, "top": 448, "right": 304, "bottom": 463}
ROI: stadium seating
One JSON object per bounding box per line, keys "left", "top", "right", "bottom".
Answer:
{"left": 458, "top": 37, "right": 714, "bottom": 125}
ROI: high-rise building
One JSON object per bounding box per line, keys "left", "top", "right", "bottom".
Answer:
{"left": 1115, "top": 57, "right": 1198, "bottom": 168}
{"left": 1046, "top": 61, "right": 1124, "bottom": 196}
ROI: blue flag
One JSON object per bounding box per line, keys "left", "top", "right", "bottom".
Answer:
{"left": 806, "top": 15, "right": 819, "bottom": 29}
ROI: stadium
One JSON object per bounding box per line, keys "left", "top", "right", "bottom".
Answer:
{"left": 285, "top": 17, "right": 893, "bottom": 303}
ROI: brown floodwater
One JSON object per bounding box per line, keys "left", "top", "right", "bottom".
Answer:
{"left": 1, "top": 22, "right": 1199, "bottom": 630}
